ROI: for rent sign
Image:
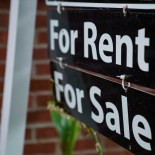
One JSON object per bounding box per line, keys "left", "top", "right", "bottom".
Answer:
{"left": 47, "top": 3, "right": 155, "bottom": 154}
{"left": 48, "top": 9, "right": 155, "bottom": 89}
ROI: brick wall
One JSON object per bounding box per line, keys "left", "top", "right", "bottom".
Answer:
{"left": 0, "top": 0, "right": 132, "bottom": 155}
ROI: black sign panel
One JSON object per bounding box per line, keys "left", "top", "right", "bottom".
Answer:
{"left": 48, "top": 9, "right": 155, "bottom": 90}
{"left": 51, "top": 61, "right": 155, "bottom": 154}
{"left": 47, "top": 5, "right": 155, "bottom": 154}
{"left": 46, "top": 0, "right": 155, "bottom": 4}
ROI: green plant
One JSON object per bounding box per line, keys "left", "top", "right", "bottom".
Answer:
{"left": 48, "top": 100, "right": 103, "bottom": 155}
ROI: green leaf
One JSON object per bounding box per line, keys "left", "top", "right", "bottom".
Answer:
{"left": 48, "top": 101, "right": 102, "bottom": 155}
{"left": 51, "top": 111, "right": 63, "bottom": 136}
{"left": 50, "top": 111, "right": 80, "bottom": 155}
{"left": 63, "top": 120, "right": 80, "bottom": 155}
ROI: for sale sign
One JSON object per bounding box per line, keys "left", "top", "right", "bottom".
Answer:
{"left": 51, "top": 62, "right": 155, "bottom": 154}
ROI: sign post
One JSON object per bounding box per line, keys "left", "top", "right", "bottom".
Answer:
{"left": 46, "top": 1, "right": 155, "bottom": 154}
{"left": 0, "top": 0, "right": 37, "bottom": 155}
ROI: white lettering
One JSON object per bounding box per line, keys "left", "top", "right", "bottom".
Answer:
{"left": 64, "top": 84, "right": 76, "bottom": 109}
{"left": 59, "top": 29, "right": 70, "bottom": 53}
{"left": 99, "top": 33, "right": 113, "bottom": 63}
{"left": 53, "top": 65, "right": 152, "bottom": 151}
{"left": 70, "top": 30, "right": 78, "bottom": 55}
{"left": 136, "top": 28, "right": 150, "bottom": 72}
{"left": 84, "top": 22, "right": 98, "bottom": 60}
{"left": 50, "top": 21, "right": 151, "bottom": 72}
{"left": 53, "top": 71, "right": 63, "bottom": 102}
{"left": 90, "top": 86, "right": 104, "bottom": 123}
{"left": 106, "top": 102, "right": 121, "bottom": 134}
{"left": 116, "top": 35, "right": 133, "bottom": 68}
{"left": 50, "top": 20, "right": 58, "bottom": 50}
{"left": 122, "top": 96, "right": 130, "bottom": 139}
{"left": 132, "top": 115, "right": 152, "bottom": 151}
{"left": 76, "top": 88, "right": 84, "bottom": 113}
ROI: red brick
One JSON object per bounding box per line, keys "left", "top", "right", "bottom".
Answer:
{"left": 0, "top": 13, "right": 9, "bottom": 27}
{"left": 0, "top": 103, "right": 2, "bottom": 111}
{"left": 0, "top": 81, "right": 4, "bottom": 92}
{"left": 36, "top": 15, "right": 47, "bottom": 28}
{"left": 0, "top": 64, "right": 5, "bottom": 77}
{"left": 30, "top": 79, "right": 51, "bottom": 91}
{"left": 33, "top": 49, "right": 48, "bottom": 60}
{"left": 38, "top": 31, "right": 47, "bottom": 44}
{"left": 104, "top": 139, "right": 133, "bottom": 155}
{"left": 0, "top": 0, "right": 10, "bottom": 10}
{"left": 36, "top": 95, "right": 52, "bottom": 107}
{"left": 0, "top": 96, "right": 2, "bottom": 110}
{"left": 35, "top": 64, "right": 50, "bottom": 75}
{"left": 28, "top": 95, "right": 33, "bottom": 108}
{"left": 75, "top": 139, "right": 96, "bottom": 151}
{"left": 122, "top": 151, "right": 133, "bottom": 155}
{"left": 37, "top": 0, "right": 47, "bottom": 11}
{"left": 27, "top": 110, "right": 51, "bottom": 124}
{"left": 105, "top": 139, "right": 121, "bottom": 149}
{"left": 0, "top": 48, "right": 6, "bottom": 60}
{"left": 36, "top": 127, "right": 58, "bottom": 139}
{"left": 0, "top": 31, "right": 8, "bottom": 44}
{"left": 25, "top": 129, "right": 32, "bottom": 140}
{"left": 24, "top": 142, "right": 56, "bottom": 154}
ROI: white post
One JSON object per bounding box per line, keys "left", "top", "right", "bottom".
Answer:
{"left": 0, "top": 0, "right": 37, "bottom": 155}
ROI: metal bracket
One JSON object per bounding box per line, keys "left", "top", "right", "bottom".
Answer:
{"left": 56, "top": 57, "right": 65, "bottom": 69}
{"left": 57, "top": 2, "right": 62, "bottom": 14}
{"left": 117, "top": 74, "right": 131, "bottom": 92}
{"left": 123, "top": 5, "right": 128, "bottom": 17}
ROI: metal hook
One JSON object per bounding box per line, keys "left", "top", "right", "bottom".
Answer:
{"left": 56, "top": 57, "right": 65, "bottom": 69}
{"left": 117, "top": 74, "right": 130, "bottom": 92}
{"left": 57, "top": 2, "right": 62, "bottom": 14}
{"left": 123, "top": 5, "right": 128, "bottom": 17}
